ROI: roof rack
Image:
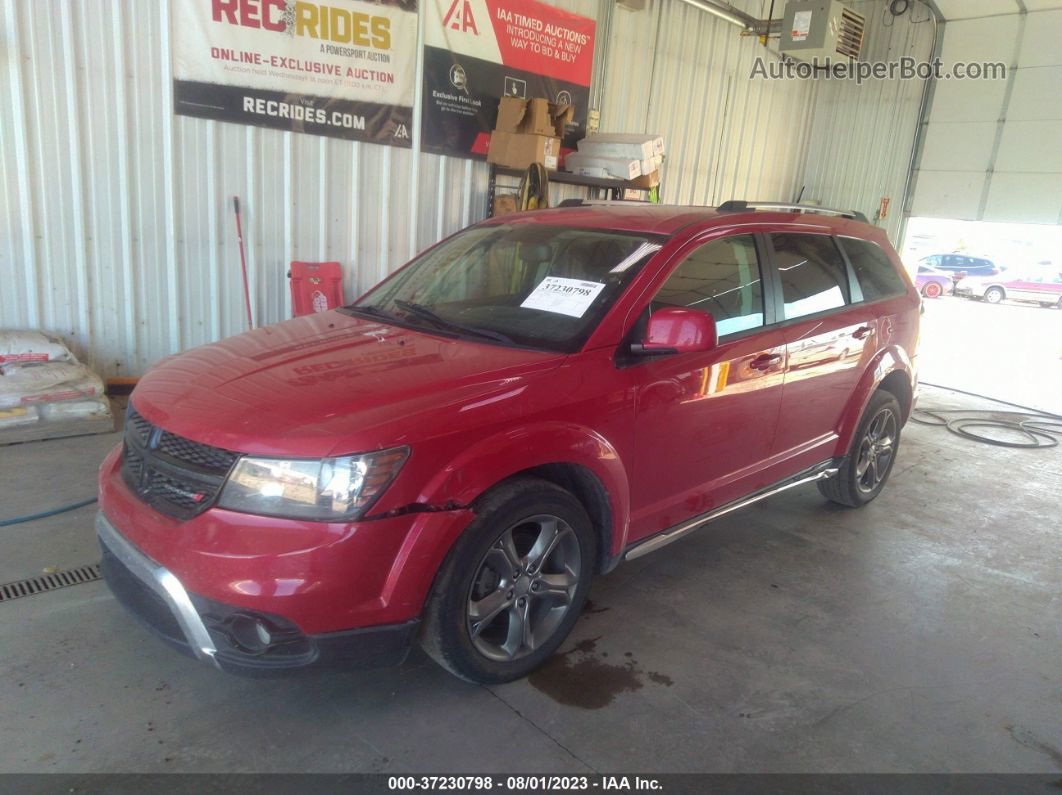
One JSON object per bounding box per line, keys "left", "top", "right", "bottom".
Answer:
{"left": 555, "top": 198, "right": 650, "bottom": 208}
{"left": 717, "top": 200, "right": 868, "bottom": 224}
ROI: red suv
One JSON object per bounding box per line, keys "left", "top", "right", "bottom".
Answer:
{"left": 98, "top": 201, "right": 919, "bottom": 683}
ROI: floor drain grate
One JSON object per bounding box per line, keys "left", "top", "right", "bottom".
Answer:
{"left": 0, "top": 563, "right": 102, "bottom": 603}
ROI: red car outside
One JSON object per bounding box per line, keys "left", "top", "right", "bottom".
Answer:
{"left": 98, "top": 202, "right": 920, "bottom": 683}
{"left": 915, "top": 264, "right": 953, "bottom": 298}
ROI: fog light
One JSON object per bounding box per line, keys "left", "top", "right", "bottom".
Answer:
{"left": 227, "top": 614, "right": 273, "bottom": 654}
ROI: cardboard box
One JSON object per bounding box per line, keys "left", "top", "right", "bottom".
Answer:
{"left": 628, "top": 170, "right": 660, "bottom": 189}
{"left": 565, "top": 152, "right": 641, "bottom": 180}
{"left": 577, "top": 133, "right": 665, "bottom": 160}
{"left": 493, "top": 194, "right": 519, "bottom": 216}
{"left": 487, "top": 131, "right": 560, "bottom": 170}
{"left": 495, "top": 96, "right": 528, "bottom": 133}
{"left": 495, "top": 96, "right": 574, "bottom": 138}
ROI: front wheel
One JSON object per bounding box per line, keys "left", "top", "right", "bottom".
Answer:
{"left": 984, "top": 286, "right": 1005, "bottom": 304}
{"left": 921, "top": 281, "right": 943, "bottom": 298}
{"left": 419, "top": 478, "right": 595, "bottom": 683}
{"left": 818, "top": 390, "right": 902, "bottom": 508}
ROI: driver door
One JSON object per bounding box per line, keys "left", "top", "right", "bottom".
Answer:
{"left": 628, "top": 234, "right": 786, "bottom": 542}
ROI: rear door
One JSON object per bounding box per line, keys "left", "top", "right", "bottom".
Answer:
{"left": 767, "top": 233, "right": 881, "bottom": 471}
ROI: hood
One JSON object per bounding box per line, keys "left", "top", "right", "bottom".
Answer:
{"left": 131, "top": 311, "right": 564, "bottom": 457}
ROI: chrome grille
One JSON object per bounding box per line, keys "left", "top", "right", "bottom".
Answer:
{"left": 121, "top": 408, "right": 239, "bottom": 519}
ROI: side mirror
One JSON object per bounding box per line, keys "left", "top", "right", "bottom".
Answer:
{"left": 631, "top": 308, "right": 717, "bottom": 356}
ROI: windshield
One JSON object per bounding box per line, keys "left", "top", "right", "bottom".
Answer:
{"left": 348, "top": 224, "right": 665, "bottom": 353}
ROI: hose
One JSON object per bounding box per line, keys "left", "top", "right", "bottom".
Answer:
{"left": 0, "top": 497, "right": 98, "bottom": 527}
{"left": 913, "top": 383, "right": 1062, "bottom": 449}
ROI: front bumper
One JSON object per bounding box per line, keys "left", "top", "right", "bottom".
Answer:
{"left": 97, "top": 513, "right": 418, "bottom": 676}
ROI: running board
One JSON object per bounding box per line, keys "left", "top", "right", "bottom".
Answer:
{"left": 624, "top": 461, "right": 840, "bottom": 561}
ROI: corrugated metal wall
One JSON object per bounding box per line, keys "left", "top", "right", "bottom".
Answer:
{"left": 1, "top": 0, "right": 931, "bottom": 377}
{"left": 798, "top": 0, "right": 937, "bottom": 242}
{"left": 601, "top": 0, "right": 818, "bottom": 208}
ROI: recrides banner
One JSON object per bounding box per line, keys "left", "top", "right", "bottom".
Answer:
{"left": 421, "top": 0, "right": 596, "bottom": 158}
{"left": 173, "top": 0, "right": 418, "bottom": 146}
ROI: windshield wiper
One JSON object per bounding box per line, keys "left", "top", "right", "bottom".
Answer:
{"left": 346, "top": 304, "right": 403, "bottom": 322}
{"left": 393, "top": 300, "right": 515, "bottom": 345}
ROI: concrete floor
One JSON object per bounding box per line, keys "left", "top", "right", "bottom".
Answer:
{"left": 1, "top": 387, "right": 1059, "bottom": 774}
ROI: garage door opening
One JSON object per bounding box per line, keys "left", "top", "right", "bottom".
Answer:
{"left": 901, "top": 217, "right": 1062, "bottom": 415}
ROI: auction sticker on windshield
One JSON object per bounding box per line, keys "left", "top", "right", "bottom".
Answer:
{"left": 521, "top": 277, "right": 606, "bottom": 317}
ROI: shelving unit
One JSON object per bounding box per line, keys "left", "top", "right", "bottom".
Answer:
{"left": 486, "top": 164, "right": 659, "bottom": 218}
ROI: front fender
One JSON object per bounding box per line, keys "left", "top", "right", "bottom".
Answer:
{"left": 836, "top": 346, "right": 914, "bottom": 454}
{"left": 416, "top": 421, "right": 632, "bottom": 559}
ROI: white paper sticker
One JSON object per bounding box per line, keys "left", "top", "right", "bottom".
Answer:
{"left": 792, "top": 10, "right": 812, "bottom": 42}
{"left": 521, "top": 277, "right": 607, "bottom": 318}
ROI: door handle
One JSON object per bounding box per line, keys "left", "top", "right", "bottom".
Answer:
{"left": 852, "top": 326, "right": 873, "bottom": 340}
{"left": 749, "top": 353, "right": 782, "bottom": 371}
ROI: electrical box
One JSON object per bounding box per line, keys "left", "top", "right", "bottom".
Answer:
{"left": 779, "top": 0, "right": 865, "bottom": 63}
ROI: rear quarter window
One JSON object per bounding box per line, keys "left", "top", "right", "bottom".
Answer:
{"left": 839, "top": 238, "right": 907, "bottom": 302}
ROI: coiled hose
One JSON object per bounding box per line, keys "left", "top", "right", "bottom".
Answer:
{"left": 913, "top": 382, "right": 1062, "bottom": 449}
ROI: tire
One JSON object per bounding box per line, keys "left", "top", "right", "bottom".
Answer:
{"left": 419, "top": 477, "right": 596, "bottom": 684}
{"left": 921, "top": 281, "right": 943, "bottom": 299}
{"left": 818, "top": 390, "right": 902, "bottom": 508}
{"left": 984, "top": 286, "right": 1005, "bottom": 304}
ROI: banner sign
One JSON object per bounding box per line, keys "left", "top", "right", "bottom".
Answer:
{"left": 421, "top": 0, "right": 596, "bottom": 159}
{"left": 173, "top": 0, "right": 418, "bottom": 146}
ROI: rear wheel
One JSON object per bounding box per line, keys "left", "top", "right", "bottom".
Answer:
{"left": 419, "top": 478, "right": 595, "bottom": 683}
{"left": 818, "top": 390, "right": 902, "bottom": 508}
{"left": 984, "top": 286, "right": 1005, "bottom": 304}
{"left": 921, "top": 281, "right": 943, "bottom": 298}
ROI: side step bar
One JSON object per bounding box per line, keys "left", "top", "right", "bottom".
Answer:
{"left": 624, "top": 461, "right": 840, "bottom": 561}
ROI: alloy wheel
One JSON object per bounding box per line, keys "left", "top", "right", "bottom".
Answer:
{"left": 466, "top": 515, "right": 581, "bottom": 662}
{"left": 855, "top": 408, "right": 897, "bottom": 494}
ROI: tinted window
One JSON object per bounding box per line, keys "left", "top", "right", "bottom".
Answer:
{"left": 840, "top": 238, "right": 907, "bottom": 302}
{"left": 770, "top": 234, "right": 849, "bottom": 320}
{"left": 653, "top": 235, "right": 763, "bottom": 336}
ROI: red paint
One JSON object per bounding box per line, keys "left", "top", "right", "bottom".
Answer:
{"left": 642, "top": 308, "right": 716, "bottom": 352}
{"left": 101, "top": 205, "right": 920, "bottom": 636}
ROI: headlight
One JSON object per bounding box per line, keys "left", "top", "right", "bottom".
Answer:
{"left": 217, "top": 447, "right": 409, "bottom": 521}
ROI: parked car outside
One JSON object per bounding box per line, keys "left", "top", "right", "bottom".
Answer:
{"left": 955, "top": 268, "right": 1062, "bottom": 307}
{"left": 919, "top": 254, "right": 1000, "bottom": 280}
{"left": 915, "top": 264, "right": 952, "bottom": 298}
{"left": 97, "top": 204, "right": 920, "bottom": 683}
